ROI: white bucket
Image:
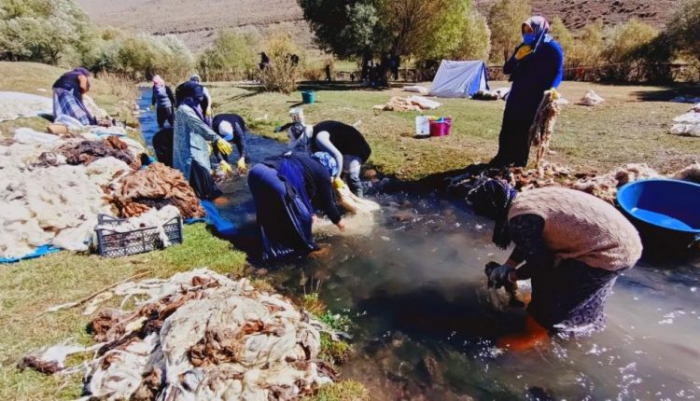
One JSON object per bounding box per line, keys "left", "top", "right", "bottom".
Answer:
{"left": 415, "top": 116, "right": 430, "bottom": 137}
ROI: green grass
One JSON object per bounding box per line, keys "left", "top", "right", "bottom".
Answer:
{"left": 302, "top": 380, "right": 370, "bottom": 401}
{"left": 210, "top": 80, "right": 700, "bottom": 181}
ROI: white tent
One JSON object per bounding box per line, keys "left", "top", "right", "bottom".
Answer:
{"left": 429, "top": 60, "right": 489, "bottom": 98}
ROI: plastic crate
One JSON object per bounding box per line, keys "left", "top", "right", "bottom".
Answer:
{"left": 95, "top": 214, "right": 183, "bottom": 258}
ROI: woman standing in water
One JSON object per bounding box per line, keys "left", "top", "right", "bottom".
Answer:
{"left": 467, "top": 180, "right": 642, "bottom": 350}
{"left": 490, "top": 16, "right": 564, "bottom": 167}
{"left": 248, "top": 151, "right": 345, "bottom": 262}
{"left": 173, "top": 81, "right": 232, "bottom": 201}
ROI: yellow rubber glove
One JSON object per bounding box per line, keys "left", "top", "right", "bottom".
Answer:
{"left": 549, "top": 88, "right": 560, "bottom": 100}
{"left": 216, "top": 139, "right": 233, "bottom": 156}
{"left": 515, "top": 45, "right": 533, "bottom": 61}
{"left": 236, "top": 157, "right": 248, "bottom": 173}
{"left": 150, "top": 105, "right": 155, "bottom": 111}
{"left": 332, "top": 177, "right": 345, "bottom": 189}
{"left": 219, "top": 161, "right": 233, "bottom": 176}
{"left": 207, "top": 142, "right": 213, "bottom": 154}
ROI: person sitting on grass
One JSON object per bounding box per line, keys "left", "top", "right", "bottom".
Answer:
{"left": 52, "top": 67, "right": 97, "bottom": 126}
{"left": 248, "top": 151, "right": 345, "bottom": 262}
{"left": 467, "top": 180, "right": 642, "bottom": 351}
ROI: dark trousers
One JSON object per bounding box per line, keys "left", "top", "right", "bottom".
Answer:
{"left": 490, "top": 118, "right": 532, "bottom": 167}
{"left": 157, "top": 107, "right": 174, "bottom": 128}
{"left": 189, "top": 161, "right": 222, "bottom": 201}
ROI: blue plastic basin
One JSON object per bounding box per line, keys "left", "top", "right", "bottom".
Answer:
{"left": 617, "top": 179, "right": 700, "bottom": 256}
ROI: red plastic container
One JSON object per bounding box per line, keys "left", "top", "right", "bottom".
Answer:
{"left": 430, "top": 117, "right": 452, "bottom": 137}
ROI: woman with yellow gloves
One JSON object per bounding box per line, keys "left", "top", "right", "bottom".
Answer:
{"left": 173, "top": 81, "right": 232, "bottom": 200}
{"left": 490, "top": 16, "right": 564, "bottom": 168}
{"left": 211, "top": 113, "right": 250, "bottom": 175}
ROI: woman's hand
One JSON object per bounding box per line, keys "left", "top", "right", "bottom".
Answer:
{"left": 336, "top": 220, "right": 346, "bottom": 231}
{"left": 514, "top": 45, "right": 533, "bottom": 60}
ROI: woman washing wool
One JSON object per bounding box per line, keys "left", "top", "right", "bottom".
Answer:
{"left": 490, "top": 16, "right": 563, "bottom": 167}
{"left": 248, "top": 151, "right": 346, "bottom": 262}
{"left": 52, "top": 67, "right": 97, "bottom": 126}
{"left": 467, "top": 180, "right": 642, "bottom": 350}
{"left": 173, "top": 81, "right": 232, "bottom": 201}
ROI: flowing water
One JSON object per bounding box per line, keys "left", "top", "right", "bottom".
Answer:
{"left": 138, "top": 90, "right": 700, "bottom": 400}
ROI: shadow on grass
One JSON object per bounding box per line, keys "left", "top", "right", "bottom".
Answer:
{"left": 632, "top": 83, "right": 700, "bottom": 101}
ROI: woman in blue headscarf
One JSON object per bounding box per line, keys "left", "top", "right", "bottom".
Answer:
{"left": 248, "top": 151, "right": 346, "bottom": 262}
{"left": 491, "top": 16, "right": 564, "bottom": 168}
{"left": 173, "top": 81, "right": 232, "bottom": 200}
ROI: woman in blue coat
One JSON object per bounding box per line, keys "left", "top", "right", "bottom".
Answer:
{"left": 490, "top": 16, "right": 564, "bottom": 168}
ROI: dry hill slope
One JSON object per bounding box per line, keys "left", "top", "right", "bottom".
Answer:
{"left": 79, "top": 0, "right": 679, "bottom": 50}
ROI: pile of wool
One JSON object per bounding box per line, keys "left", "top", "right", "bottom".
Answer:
{"left": 0, "top": 164, "right": 113, "bottom": 258}
{"left": 672, "top": 163, "right": 700, "bottom": 184}
{"left": 529, "top": 89, "right": 562, "bottom": 168}
{"left": 56, "top": 136, "right": 140, "bottom": 169}
{"left": 373, "top": 96, "right": 424, "bottom": 112}
{"left": 25, "top": 269, "right": 337, "bottom": 401}
{"left": 110, "top": 162, "right": 205, "bottom": 219}
{"left": 571, "top": 163, "right": 659, "bottom": 204}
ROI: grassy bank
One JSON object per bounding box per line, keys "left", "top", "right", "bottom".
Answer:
{"left": 0, "top": 62, "right": 139, "bottom": 136}
{"left": 209, "top": 80, "right": 700, "bottom": 181}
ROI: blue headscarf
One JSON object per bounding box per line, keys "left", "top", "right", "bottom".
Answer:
{"left": 523, "top": 16, "right": 552, "bottom": 52}
{"left": 312, "top": 151, "right": 339, "bottom": 178}
{"left": 179, "top": 81, "right": 205, "bottom": 121}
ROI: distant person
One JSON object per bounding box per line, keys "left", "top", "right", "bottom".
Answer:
{"left": 283, "top": 120, "right": 372, "bottom": 197}
{"left": 259, "top": 52, "right": 270, "bottom": 71}
{"left": 289, "top": 53, "right": 300, "bottom": 67}
{"left": 173, "top": 81, "right": 232, "bottom": 200}
{"left": 325, "top": 64, "right": 332, "bottom": 82}
{"left": 248, "top": 151, "right": 345, "bottom": 262}
{"left": 212, "top": 113, "right": 250, "bottom": 173}
{"left": 151, "top": 75, "right": 175, "bottom": 129}
{"left": 468, "top": 181, "right": 642, "bottom": 350}
{"left": 52, "top": 67, "right": 96, "bottom": 126}
{"left": 189, "top": 74, "right": 213, "bottom": 126}
{"left": 490, "top": 16, "right": 564, "bottom": 168}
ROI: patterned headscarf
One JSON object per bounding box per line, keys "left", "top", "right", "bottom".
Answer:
{"left": 312, "top": 151, "right": 339, "bottom": 178}
{"left": 523, "top": 16, "right": 553, "bottom": 51}
{"left": 152, "top": 75, "right": 165, "bottom": 87}
{"left": 74, "top": 67, "right": 90, "bottom": 77}
{"left": 467, "top": 178, "right": 518, "bottom": 249}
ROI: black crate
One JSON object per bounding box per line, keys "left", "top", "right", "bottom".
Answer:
{"left": 96, "top": 214, "right": 183, "bottom": 258}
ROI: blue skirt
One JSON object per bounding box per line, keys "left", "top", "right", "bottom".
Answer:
{"left": 248, "top": 164, "right": 316, "bottom": 262}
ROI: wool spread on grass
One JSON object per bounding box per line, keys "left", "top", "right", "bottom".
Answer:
{"left": 24, "top": 269, "right": 338, "bottom": 401}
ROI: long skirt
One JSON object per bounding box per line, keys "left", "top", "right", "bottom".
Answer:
{"left": 248, "top": 164, "right": 316, "bottom": 262}
{"left": 156, "top": 106, "right": 174, "bottom": 128}
{"left": 189, "top": 160, "right": 222, "bottom": 201}
{"left": 527, "top": 259, "right": 626, "bottom": 337}
{"left": 490, "top": 118, "right": 533, "bottom": 167}
{"left": 53, "top": 88, "right": 96, "bottom": 126}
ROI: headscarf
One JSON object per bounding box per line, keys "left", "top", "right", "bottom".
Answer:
{"left": 466, "top": 178, "right": 518, "bottom": 249}
{"left": 218, "top": 121, "right": 234, "bottom": 141}
{"left": 152, "top": 75, "right": 165, "bottom": 87}
{"left": 287, "top": 122, "right": 310, "bottom": 152}
{"left": 190, "top": 74, "right": 201, "bottom": 83}
{"left": 523, "top": 16, "right": 552, "bottom": 52}
{"left": 179, "top": 81, "right": 205, "bottom": 121}
{"left": 312, "top": 151, "right": 339, "bottom": 178}
{"left": 74, "top": 67, "right": 90, "bottom": 77}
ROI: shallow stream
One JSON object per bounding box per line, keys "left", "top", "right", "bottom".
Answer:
{"left": 138, "top": 90, "right": 700, "bottom": 400}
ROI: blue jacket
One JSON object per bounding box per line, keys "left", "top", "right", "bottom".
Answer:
{"left": 503, "top": 40, "right": 564, "bottom": 120}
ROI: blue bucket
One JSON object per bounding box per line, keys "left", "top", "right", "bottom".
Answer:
{"left": 617, "top": 179, "right": 700, "bottom": 257}
{"left": 302, "top": 91, "right": 315, "bottom": 104}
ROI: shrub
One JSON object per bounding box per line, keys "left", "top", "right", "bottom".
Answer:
{"left": 667, "top": 0, "right": 700, "bottom": 80}
{"left": 599, "top": 19, "right": 660, "bottom": 82}
{"left": 488, "top": 0, "right": 531, "bottom": 63}
{"left": 198, "top": 30, "right": 258, "bottom": 82}
{"left": 258, "top": 33, "right": 305, "bottom": 93}
{"left": 0, "top": 0, "right": 92, "bottom": 64}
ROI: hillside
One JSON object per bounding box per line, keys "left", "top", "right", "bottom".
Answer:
{"left": 78, "top": 0, "right": 680, "bottom": 50}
